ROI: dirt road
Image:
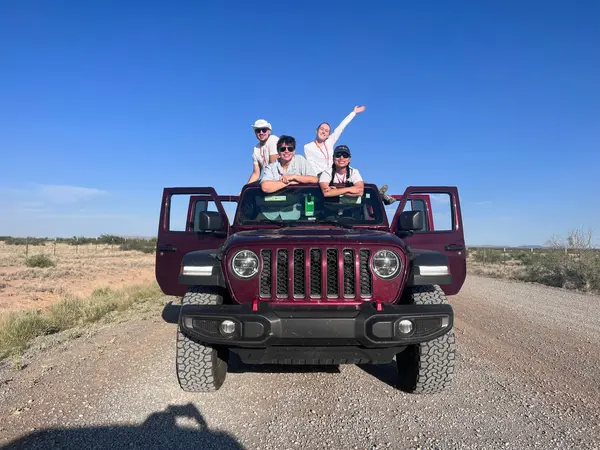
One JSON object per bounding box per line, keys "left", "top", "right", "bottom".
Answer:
{"left": 1, "top": 275, "right": 599, "bottom": 449}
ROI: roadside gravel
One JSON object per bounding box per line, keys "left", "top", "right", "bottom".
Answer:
{"left": 0, "top": 275, "right": 599, "bottom": 449}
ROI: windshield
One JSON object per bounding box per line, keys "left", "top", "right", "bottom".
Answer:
{"left": 235, "top": 185, "right": 388, "bottom": 227}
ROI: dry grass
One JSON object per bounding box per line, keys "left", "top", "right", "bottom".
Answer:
{"left": 0, "top": 242, "right": 156, "bottom": 312}
{"left": 0, "top": 282, "right": 164, "bottom": 359}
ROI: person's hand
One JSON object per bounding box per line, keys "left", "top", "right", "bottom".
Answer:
{"left": 280, "top": 174, "right": 290, "bottom": 184}
{"left": 348, "top": 186, "right": 362, "bottom": 194}
{"left": 324, "top": 185, "right": 337, "bottom": 193}
{"left": 353, "top": 105, "right": 366, "bottom": 114}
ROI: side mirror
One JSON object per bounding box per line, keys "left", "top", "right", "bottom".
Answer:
{"left": 398, "top": 210, "right": 424, "bottom": 232}
{"left": 194, "top": 210, "right": 224, "bottom": 232}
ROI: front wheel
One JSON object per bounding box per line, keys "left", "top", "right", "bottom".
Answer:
{"left": 396, "top": 285, "right": 456, "bottom": 394}
{"left": 176, "top": 287, "right": 229, "bottom": 392}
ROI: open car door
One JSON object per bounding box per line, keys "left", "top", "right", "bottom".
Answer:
{"left": 390, "top": 186, "right": 466, "bottom": 296}
{"left": 155, "top": 187, "right": 238, "bottom": 297}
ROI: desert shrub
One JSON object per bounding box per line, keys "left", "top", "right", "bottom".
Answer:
{"left": 25, "top": 254, "right": 55, "bottom": 268}
{"left": 471, "top": 248, "right": 504, "bottom": 264}
{"left": 1, "top": 237, "right": 48, "bottom": 246}
{"left": 516, "top": 228, "right": 600, "bottom": 293}
{"left": 98, "top": 234, "right": 126, "bottom": 245}
{"left": 119, "top": 239, "right": 156, "bottom": 254}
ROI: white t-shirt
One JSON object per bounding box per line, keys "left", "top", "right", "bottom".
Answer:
{"left": 319, "top": 166, "right": 363, "bottom": 185}
{"left": 304, "top": 111, "right": 356, "bottom": 174}
{"left": 252, "top": 135, "right": 279, "bottom": 169}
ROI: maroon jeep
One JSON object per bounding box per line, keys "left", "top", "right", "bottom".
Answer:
{"left": 155, "top": 183, "right": 466, "bottom": 394}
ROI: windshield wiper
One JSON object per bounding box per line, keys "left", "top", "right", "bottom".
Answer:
{"left": 316, "top": 219, "right": 355, "bottom": 229}
{"left": 260, "top": 219, "right": 297, "bottom": 227}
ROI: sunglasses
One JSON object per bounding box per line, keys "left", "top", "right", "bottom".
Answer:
{"left": 278, "top": 146, "right": 295, "bottom": 153}
{"left": 255, "top": 128, "right": 269, "bottom": 134}
{"left": 334, "top": 152, "right": 350, "bottom": 158}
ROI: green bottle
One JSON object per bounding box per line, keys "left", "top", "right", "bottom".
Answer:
{"left": 305, "top": 195, "right": 315, "bottom": 217}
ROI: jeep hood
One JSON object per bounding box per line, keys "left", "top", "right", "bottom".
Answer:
{"left": 226, "top": 228, "right": 403, "bottom": 247}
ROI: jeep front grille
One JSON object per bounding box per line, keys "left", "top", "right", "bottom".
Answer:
{"left": 259, "top": 248, "right": 372, "bottom": 300}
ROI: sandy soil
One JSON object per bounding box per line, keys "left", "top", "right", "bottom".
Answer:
{"left": 0, "top": 243, "right": 156, "bottom": 313}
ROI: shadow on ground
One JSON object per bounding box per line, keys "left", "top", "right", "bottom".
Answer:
{"left": 356, "top": 361, "right": 400, "bottom": 389}
{"left": 227, "top": 353, "right": 341, "bottom": 374}
{"left": 1, "top": 403, "right": 245, "bottom": 450}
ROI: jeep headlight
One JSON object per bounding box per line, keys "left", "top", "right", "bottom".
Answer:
{"left": 372, "top": 250, "right": 401, "bottom": 279}
{"left": 231, "top": 250, "right": 259, "bottom": 279}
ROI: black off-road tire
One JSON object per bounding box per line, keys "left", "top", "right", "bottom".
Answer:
{"left": 176, "top": 287, "right": 229, "bottom": 392}
{"left": 396, "top": 284, "right": 456, "bottom": 394}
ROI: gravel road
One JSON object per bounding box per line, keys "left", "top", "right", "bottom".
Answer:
{"left": 1, "top": 275, "right": 599, "bottom": 450}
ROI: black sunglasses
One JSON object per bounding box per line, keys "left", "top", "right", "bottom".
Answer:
{"left": 255, "top": 128, "right": 269, "bottom": 133}
{"left": 278, "top": 146, "right": 295, "bottom": 152}
{"left": 334, "top": 152, "right": 350, "bottom": 158}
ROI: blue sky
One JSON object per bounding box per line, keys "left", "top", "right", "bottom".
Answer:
{"left": 1, "top": 0, "right": 599, "bottom": 246}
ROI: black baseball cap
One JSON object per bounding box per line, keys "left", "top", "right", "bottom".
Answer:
{"left": 333, "top": 145, "right": 351, "bottom": 156}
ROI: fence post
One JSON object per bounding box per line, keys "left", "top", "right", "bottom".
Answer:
{"left": 54, "top": 238, "right": 57, "bottom": 256}
{"left": 25, "top": 237, "right": 29, "bottom": 257}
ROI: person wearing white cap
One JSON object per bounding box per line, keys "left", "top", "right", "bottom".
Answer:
{"left": 303, "top": 105, "right": 365, "bottom": 176}
{"left": 247, "top": 119, "right": 279, "bottom": 184}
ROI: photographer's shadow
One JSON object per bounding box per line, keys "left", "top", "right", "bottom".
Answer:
{"left": 2, "top": 403, "right": 245, "bottom": 450}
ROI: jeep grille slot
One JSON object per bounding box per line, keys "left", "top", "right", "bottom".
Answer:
{"left": 276, "top": 249, "right": 288, "bottom": 296}
{"left": 359, "top": 249, "right": 372, "bottom": 296}
{"left": 310, "top": 249, "right": 321, "bottom": 297}
{"left": 293, "top": 249, "right": 305, "bottom": 297}
{"left": 260, "top": 250, "right": 272, "bottom": 297}
{"left": 343, "top": 249, "right": 355, "bottom": 297}
{"left": 256, "top": 247, "right": 372, "bottom": 301}
{"left": 326, "top": 249, "right": 339, "bottom": 297}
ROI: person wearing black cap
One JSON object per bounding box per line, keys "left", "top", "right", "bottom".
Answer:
{"left": 319, "top": 145, "right": 396, "bottom": 205}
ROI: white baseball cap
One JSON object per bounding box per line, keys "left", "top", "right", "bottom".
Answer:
{"left": 252, "top": 119, "right": 272, "bottom": 130}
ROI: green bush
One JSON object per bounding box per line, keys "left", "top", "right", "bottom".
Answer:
{"left": 472, "top": 248, "right": 505, "bottom": 264}
{"left": 25, "top": 254, "right": 55, "bottom": 268}
{"left": 118, "top": 238, "right": 156, "bottom": 254}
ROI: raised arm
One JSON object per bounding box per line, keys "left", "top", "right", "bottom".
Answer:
{"left": 328, "top": 105, "right": 366, "bottom": 145}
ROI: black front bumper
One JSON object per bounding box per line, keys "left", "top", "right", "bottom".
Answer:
{"left": 179, "top": 301, "right": 453, "bottom": 348}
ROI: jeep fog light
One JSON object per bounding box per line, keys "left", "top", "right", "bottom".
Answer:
{"left": 397, "top": 319, "right": 414, "bottom": 334}
{"left": 231, "top": 250, "right": 259, "bottom": 278}
{"left": 372, "top": 250, "right": 401, "bottom": 279}
{"left": 220, "top": 320, "right": 236, "bottom": 336}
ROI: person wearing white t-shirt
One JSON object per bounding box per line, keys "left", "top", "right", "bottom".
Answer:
{"left": 319, "top": 145, "right": 364, "bottom": 198}
{"left": 319, "top": 145, "right": 396, "bottom": 205}
{"left": 247, "top": 119, "right": 279, "bottom": 184}
{"left": 304, "top": 105, "right": 366, "bottom": 176}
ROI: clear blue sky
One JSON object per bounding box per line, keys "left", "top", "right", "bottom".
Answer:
{"left": 1, "top": 0, "right": 599, "bottom": 246}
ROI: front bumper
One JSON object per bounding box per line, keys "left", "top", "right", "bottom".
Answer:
{"left": 179, "top": 301, "right": 453, "bottom": 348}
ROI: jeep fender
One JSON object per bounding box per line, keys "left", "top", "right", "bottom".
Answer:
{"left": 178, "top": 250, "right": 226, "bottom": 288}
{"left": 406, "top": 248, "right": 453, "bottom": 286}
